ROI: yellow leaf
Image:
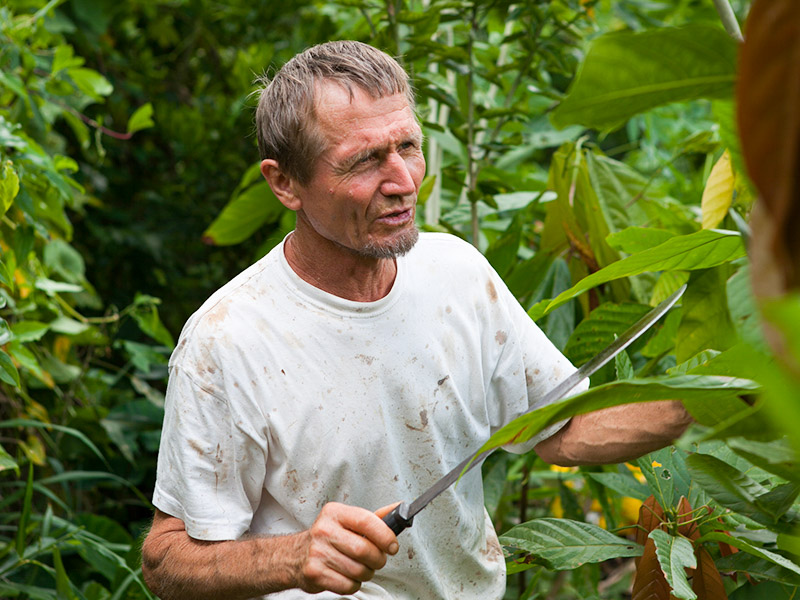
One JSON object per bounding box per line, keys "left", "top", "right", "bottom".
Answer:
{"left": 701, "top": 149, "right": 735, "bottom": 229}
{"left": 54, "top": 335, "right": 71, "bottom": 362}
{"left": 21, "top": 435, "right": 46, "bottom": 466}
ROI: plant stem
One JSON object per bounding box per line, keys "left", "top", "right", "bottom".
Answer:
{"left": 467, "top": 5, "right": 479, "bottom": 247}
{"left": 712, "top": 0, "right": 744, "bottom": 42}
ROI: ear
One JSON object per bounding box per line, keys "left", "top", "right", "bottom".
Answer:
{"left": 261, "top": 159, "right": 302, "bottom": 211}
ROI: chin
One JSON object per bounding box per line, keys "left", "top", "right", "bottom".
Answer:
{"left": 359, "top": 226, "right": 419, "bottom": 259}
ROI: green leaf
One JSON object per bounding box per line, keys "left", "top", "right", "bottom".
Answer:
{"left": 726, "top": 437, "right": 800, "bottom": 482}
{"left": 635, "top": 447, "right": 693, "bottom": 511}
{"left": 0, "top": 259, "right": 11, "bottom": 286}
{"left": 585, "top": 471, "right": 651, "bottom": 501}
{"left": 127, "top": 103, "right": 154, "bottom": 134}
{"left": 686, "top": 453, "right": 796, "bottom": 530}
{"left": 697, "top": 531, "right": 800, "bottom": 577}
{"left": 727, "top": 264, "right": 767, "bottom": 352}
{"left": 473, "top": 375, "right": 757, "bottom": 458}
{"left": 43, "top": 239, "right": 86, "bottom": 283}
{"left": 16, "top": 462, "right": 34, "bottom": 556}
{"left": 715, "top": 552, "right": 800, "bottom": 586}
{"left": 48, "top": 316, "right": 90, "bottom": 336}
{"left": 130, "top": 294, "right": 174, "bottom": 348}
{"left": 615, "top": 350, "right": 635, "bottom": 380}
{"left": 10, "top": 320, "right": 50, "bottom": 343}
{"left": 53, "top": 546, "right": 77, "bottom": 599}
{"left": 563, "top": 302, "right": 650, "bottom": 368}
{"left": 551, "top": 25, "right": 736, "bottom": 131}
{"left": 67, "top": 67, "right": 113, "bottom": 101}
{"left": 0, "top": 419, "right": 107, "bottom": 465}
{"left": 0, "top": 349, "right": 20, "bottom": 387}
{"left": 606, "top": 227, "right": 676, "bottom": 254}
{"left": 202, "top": 182, "right": 286, "bottom": 246}
{"left": 500, "top": 518, "right": 642, "bottom": 571}
{"left": 0, "top": 443, "right": 19, "bottom": 475}
{"left": 35, "top": 277, "right": 84, "bottom": 294}
{"left": 1, "top": 160, "right": 20, "bottom": 217}
{"left": 529, "top": 229, "right": 745, "bottom": 320}
{"left": 52, "top": 44, "right": 84, "bottom": 75}
{"left": 676, "top": 267, "right": 738, "bottom": 363}
{"left": 649, "top": 529, "right": 697, "bottom": 600}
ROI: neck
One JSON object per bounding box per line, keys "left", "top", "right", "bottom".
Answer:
{"left": 283, "top": 230, "right": 397, "bottom": 302}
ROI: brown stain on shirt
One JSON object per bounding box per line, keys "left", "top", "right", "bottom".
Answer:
{"left": 486, "top": 279, "right": 498, "bottom": 303}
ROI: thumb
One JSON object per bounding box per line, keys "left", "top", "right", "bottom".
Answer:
{"left": 374, "top": 501, "right": 402, "bottom": 519}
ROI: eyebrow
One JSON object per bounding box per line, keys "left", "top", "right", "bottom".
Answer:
{"left": 338, "top": 130, "right": 424, "bottom": 172}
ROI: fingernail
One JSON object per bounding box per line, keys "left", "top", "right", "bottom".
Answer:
{"left": 389, "top": 542, "right": 399, "bottom": 555}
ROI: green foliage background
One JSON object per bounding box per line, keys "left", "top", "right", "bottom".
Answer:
{"left": 2, "top": 0, "right": 800, "bottom": 598}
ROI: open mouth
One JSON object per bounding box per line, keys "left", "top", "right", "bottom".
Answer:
{"left": 377, "top": 208, "right": 413, "bottom": 225}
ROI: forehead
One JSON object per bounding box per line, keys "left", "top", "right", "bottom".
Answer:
{"left": 313, "top": 82, "right": 421, "bottom": 156}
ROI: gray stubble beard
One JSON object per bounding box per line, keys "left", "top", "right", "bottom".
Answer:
{"left": 359, "top": 225, "right": 420, "bottom": 259}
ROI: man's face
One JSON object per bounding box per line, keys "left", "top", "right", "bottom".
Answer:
{"left": 293, "top": 83, "right": 425, "bottom": 259}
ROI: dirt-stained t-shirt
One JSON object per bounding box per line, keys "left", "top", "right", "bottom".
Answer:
{"left": 152, "top": 232, "right": 585, "bottom": 600}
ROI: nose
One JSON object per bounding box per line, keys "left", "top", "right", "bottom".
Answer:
{"left": 380, "top": 152, "right": 417, "bottom": 198}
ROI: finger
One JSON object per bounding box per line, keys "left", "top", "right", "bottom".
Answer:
{"left": 330, "top": 527, "right": 389, "bottom": 571}
{"left": 338, "top": 505, "right": 399, "bottom": 556}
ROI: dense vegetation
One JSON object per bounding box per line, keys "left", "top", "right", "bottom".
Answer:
{"left": 1, "top": 0, "right": 799, "bottom": 598}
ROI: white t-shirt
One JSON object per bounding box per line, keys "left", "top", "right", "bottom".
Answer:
{"left": 153, "top": 232, "right": 583, "bottom": 599}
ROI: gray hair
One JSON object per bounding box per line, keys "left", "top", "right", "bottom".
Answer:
{"left": 255, "top": 41, "right": 415, "bottom": 186}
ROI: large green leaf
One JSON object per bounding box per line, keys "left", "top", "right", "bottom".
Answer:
{"left": 585, "top": 471, "right": 650, "bottom": 501}
{"left": 528, "top": 229, "right": 745, "bottom": 320}
{"left": 606, "top": 227, "right": 676, "bottom": 255}
{"left": 726, "top": 437, "right": 800, "bottom": 482}
{"left": 1, "top": 160, "right": 20, "bottom": 216}
{"left": 564, "top": 302, "right": 651, "bottom": 367}
{"left": 500, "top": 518, "right": 643, "bottom": 571}
{"left": 0, "top": 349, "right": 20, "bottom": 387}
{"left": 697, "top": 531, "right": 800, "bottom": 577}
{"left": 551, "top": 25, "right": 736, "bottom": 131}
{"left": 473, "top": 375, "right": 757, "bottom": 458}
{"left": 676, "top": 267, "right": 738, "bottom": 363}
{"left": 715, "top": 552, "right": 800, "bottom": 586}
{"left": 686, "top": 453, "right": 799, "bottom": 531}
{"left": 649, "top": 529, "right": 696, "bottom": 600}
{"left": 202, "top": 182, "right": 286, "bottom": 246}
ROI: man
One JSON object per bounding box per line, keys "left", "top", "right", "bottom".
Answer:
{"left": 141, "top": 41, "right": 691, "bottom": 599}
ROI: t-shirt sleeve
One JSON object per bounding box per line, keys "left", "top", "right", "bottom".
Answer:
{"left": 485, "top": 265, "right": 588, "bottom": 454}
{"left": 152, "top": 364, "right": 268, "bottom": 541}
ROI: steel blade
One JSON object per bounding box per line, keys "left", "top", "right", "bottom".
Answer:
{"left": 404, "top": 284, "right": 686, "bottom": 520}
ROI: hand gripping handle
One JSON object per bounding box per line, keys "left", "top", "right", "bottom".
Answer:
{"left": 382, "top": 502, "right": 414, "bottom": 536}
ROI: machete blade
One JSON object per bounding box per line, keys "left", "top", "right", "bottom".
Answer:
{"left": 382, "top": 284, "right": 686, "bottom": 535}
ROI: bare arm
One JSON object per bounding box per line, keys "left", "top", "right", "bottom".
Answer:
{"left": 141, "top": 503, "right": 399, "bottom": 600}
{"left": 534, "top": 400, "right": 693, "bottom": 467}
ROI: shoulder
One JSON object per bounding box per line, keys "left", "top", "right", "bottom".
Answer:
{"left": 171, "top": 245, "right": 284, "bottom": 364}
{"left": 408, "top": 232, "right": 490, "bottom": 272}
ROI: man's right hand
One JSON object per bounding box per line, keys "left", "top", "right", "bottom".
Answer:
{"left": 142, "top": 502, "right": 399, "bottom": 600}
{"left": 295, "top": 502, "right": 400, "bottom": 595}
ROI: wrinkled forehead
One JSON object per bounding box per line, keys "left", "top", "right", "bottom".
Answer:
{"left": 312, "top": 81, "right": 420, "bottom": 146}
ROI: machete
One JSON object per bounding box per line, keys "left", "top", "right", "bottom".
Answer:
{"left": 382, "top": 283, "right": 686, "bottom": 535}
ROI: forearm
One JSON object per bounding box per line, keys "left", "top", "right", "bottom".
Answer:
{"left": 142, "top": 524, "right": 305, "bottom": 600}
{"left": 142, "top": 504, "right": 398, "bottom": 599}
{"left": 535, "top": 400, "right": 693, "bottom": 467}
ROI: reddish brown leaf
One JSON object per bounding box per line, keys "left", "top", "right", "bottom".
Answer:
{"left": 737, "top": 0, "right": 800, "bottom": 288}
{"left": 635, "top": 496, "right": 667, "bottom": 568}
{"left": 692, "top": 546, "right": 728, "bottom": 600}
{"left": 632, "top": 538, "right": 673, "bottom": 600}
{"left": 675, "top": 496, "right": 700, "bottom": 541}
